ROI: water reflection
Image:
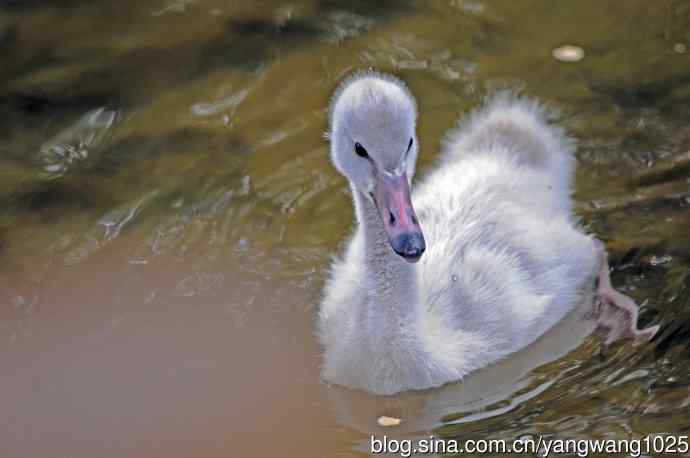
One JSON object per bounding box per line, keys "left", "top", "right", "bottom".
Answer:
{"left": 329, "top": 303, "right": 595, "bottom": 436}
{"left": 1, "top": 1, "right": 690, "bottom": 457}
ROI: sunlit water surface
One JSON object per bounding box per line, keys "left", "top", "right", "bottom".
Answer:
{"left": 1, "top": 1, "right": 690, "bottom": 457}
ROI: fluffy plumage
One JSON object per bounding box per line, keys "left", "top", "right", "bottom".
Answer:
{"left": 319, "top": 72, "right": 610, "bottom": 395}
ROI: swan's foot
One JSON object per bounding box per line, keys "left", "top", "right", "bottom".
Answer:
{"left": 592, "top": 241, "right": 659, "bottom": 351}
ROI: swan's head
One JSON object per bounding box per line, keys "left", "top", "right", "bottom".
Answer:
{"left": 329, "top": 71, "right": 425, "bottom": 263}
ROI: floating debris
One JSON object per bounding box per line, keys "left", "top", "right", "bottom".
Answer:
{"left": 152, "top": 0, "right": 194, "bottom": 16}
{"left": 451, "top": 0, "right": 484, "bottom": 15}
{"left": 673, "top": 43, "right": 687, "bottom": 54}
{"left": 240, "top": 175, "right": 251, "bottom": 195}
{"left": 650, "top": 255, "right": 673, "bottom": 267}
{"left": 274, "top": 5, "right": 297, "bottom": 27}
{"left": 325, "top": 11, "right": 374, "bottom": 44}
{"left": 552, "top": 45, "right": 585, "bottom": 62}
{"left": 580, "top": 177, "right": 690, "bottom": 214}
{"left": 97, "top": 190, "right": 159, "bottom": 241}
{"left": 397, "top": 60, "right": 428, "bottom": 70}
{"left": 636, "top": 151, "right": 690, "bottom": 186}
{"left": 190, "top": 89, "right": 249, "bottom": 117}
{"left": 377, "top": 416, "right": 402, "bottom": 427}
{"left": 37, "top": 107, "right": 119, "bottom": 179}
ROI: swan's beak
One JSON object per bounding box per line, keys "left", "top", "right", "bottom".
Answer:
{"left": 374, "top": 171, "right": 426, "bottom": 263}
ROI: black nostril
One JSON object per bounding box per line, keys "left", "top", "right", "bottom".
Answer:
{"left": 389, "top": 211, "right": 396, "bottom": 226}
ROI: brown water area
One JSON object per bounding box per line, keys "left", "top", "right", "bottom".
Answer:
{"left": 1, "top": 1, "right": 690, "bottom": 457}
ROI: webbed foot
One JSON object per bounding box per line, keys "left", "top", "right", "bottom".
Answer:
{"left": 592, "top": 240, "right": 659, "bottom": 350}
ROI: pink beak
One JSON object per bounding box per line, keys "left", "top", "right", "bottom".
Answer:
{"left": 373, "top": 171, "right": 426, "bottom": 262}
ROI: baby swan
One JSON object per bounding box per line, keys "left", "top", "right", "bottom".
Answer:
{"left": 318, "top": 71, "right": 659, "bottom": 395}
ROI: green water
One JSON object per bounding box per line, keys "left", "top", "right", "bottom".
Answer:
{"left": 1, "top": 1, "right": 689, "bottom": 457}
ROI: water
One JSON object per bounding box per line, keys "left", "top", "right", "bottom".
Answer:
{"left": 1, "top": 1, "right": 689, "bottom": 457}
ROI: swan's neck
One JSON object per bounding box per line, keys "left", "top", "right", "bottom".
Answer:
{"left": 353, "top": 188, "right": 421, "bottom": 345}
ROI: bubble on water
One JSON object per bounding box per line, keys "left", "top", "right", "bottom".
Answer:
{"left": 552, "top": 45, "right": 585, "bottom": 62}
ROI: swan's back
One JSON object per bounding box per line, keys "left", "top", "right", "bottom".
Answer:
{"left": 412, "top": 95, "right": 599, "bottom": 377}
{"left": 442, "top": 93, "right": 575, "bottom": 200}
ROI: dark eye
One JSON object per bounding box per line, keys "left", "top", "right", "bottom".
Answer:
{"left": 354, "top": 142, "right": 369, "bottom": 158}
{"left": 407, "top": 137, "right": 413, "bottom": 152}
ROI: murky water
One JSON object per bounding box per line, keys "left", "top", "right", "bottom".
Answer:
{"left": 1, "top": 1, "right": 689, "bottom": 457}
